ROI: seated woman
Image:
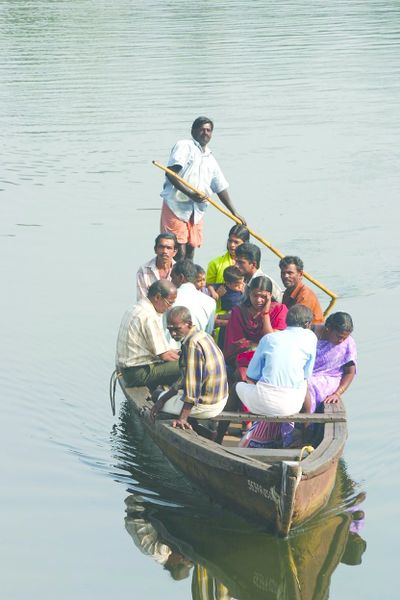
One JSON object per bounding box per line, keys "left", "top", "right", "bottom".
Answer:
{"left": 223, "top": 276, "right": 288, "bottom": 377}
{"left": 206, "top": 224, "right": 249, "bottom": 301}
{"left": 305, "top": 311, "right": 357, "bottom": 412}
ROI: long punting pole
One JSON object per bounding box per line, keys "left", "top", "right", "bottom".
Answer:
{"left": 153, "top": 160, "right": 337, "bottom": 315}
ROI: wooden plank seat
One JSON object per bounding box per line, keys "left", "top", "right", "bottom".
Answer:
{"left": 211, "top": 411, "right": 345, "bottom": 423}
{"left": 223, "top": 447, "right": 305, "bottom": 464}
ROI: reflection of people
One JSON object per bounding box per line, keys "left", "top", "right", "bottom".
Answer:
{"left": 136, "top": 233, "right": 177, "bottom": 301}
{"left": 151, "top": 307, "right": 229, "bottom": 430}
{"left": 160, "top": 116, "right": 245, "bottom": 261}
{"left": 115, "top": 280, "right": 180, "bottom": 388}
{"left": 192, "top": 564, "right": 234, "bottom": 600}
{"left": 280, "top": 255, "right": 324, "bottom": 324}
{"left": 305, "top": 312, "right": 357, "bottom": 413}
{"left": 125, "top": 500, "right": 193, "bottom": 580}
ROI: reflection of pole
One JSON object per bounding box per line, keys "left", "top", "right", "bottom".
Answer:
{"left": 153, "top": 160, "right": 337, "bottom": 316}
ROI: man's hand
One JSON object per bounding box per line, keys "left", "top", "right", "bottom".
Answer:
{"left": 233, "top": 212, "right": 247, "bottom": 226}
{"left": 159, "top": 349, "right": 180, "bottom": 362}
{"left": 191, "top": 191, "right": 207, "bottom": 203}
{"left": 172, "top": 418, "right": 193, "bottom": 430}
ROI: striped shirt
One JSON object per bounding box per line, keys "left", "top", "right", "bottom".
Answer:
{"left": 175, "top": 326, "right": 228, "bottom": 406}
{"left": 115, "top": 298, "right": 171, "bottom": 368}
{"left": 136, "top": 256, "right": 175, "bottom": 301}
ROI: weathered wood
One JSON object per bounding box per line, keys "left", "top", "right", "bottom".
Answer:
{"left": 212, "top": 411, "right": 346, "bottom": 423}
{"left": 119, "top": 382, "right": 347, "bottom": 536}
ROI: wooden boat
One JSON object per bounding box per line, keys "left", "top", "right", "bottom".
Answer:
{"left": 118, "top": 377, "right": 347, "bottom": 537}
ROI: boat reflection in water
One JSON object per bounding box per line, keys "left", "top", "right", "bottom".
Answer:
{"left": 115, "top": 402, "right": 366, "bottom": 599}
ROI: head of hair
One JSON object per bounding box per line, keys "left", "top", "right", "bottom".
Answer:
{"left": 171, "top": 259, "right": 197, "bottom": 283}
{"left": 279, "top": 255, "right": 304, "bottom": 271}
{"left": 325, "top": 311, "right": 354, "bottom": 333}
{"left": 249, "top": 275, "right": 272, "bottom": 293}
{"left": 154, "top": 232, "right": 177, "bottom": 249}
{"left": 228, "top": 224, "right": 250, "bottom": 242}
{"left": 191, "top": 116, "right": 214, "bottom": 135}
{"left": 194, "top": 264, "right": 205, "bottom": 276}
{"left": 235, "top": 242, "right": 261, "bottom": 268}
{"left": 223, "top": 265, "right": 244, "bottom": 285}
{"left": 147, "top": 279, "right": 175, "bottom": 299}
{"left": 286, "top": 304, "right": 313, "bottom": 327}
{"left": 167, "top": 305, "right": 192, "bottom": 325}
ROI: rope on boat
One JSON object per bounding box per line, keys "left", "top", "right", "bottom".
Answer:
{"left": 109, "top": 369, "right": 122, "bottom": 416}
{"left": 299, "top": 445, "right": 314, "bottom": 461}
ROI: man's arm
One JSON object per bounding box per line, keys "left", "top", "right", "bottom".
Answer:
{"left": 136, "top": 268, "right": 148, "bottom": 301}
{"left": 217, "top": 189, "right": 246, "bottom": 225}
{"left": 166, "top": 165, "right": 205, "bottom": 202}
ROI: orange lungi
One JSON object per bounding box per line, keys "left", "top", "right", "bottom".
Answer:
{"left": 160, "top": 201, "right": 204, "bottom": 247}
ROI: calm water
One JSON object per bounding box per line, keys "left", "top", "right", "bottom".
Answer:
{"left": 1, "top": 1, "right": 399, "bottom": 598}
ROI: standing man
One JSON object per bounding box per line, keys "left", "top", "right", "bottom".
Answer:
{"left": 136, "top": 233, "right": 178, "bottom": 300}
{"left": 150, "top": 306, "right": 229, "bottom": 430}
{"left": 116, "top": 280, "right": 180, "bottom": 389}
{"left": 160, "top": 116, "right": 245, "bottom": 261}
{"left": 235, "top": 242, "right": 282, "bottom": 302}
{"left": 279, "top": 256, "right": 324, "bottom": 324}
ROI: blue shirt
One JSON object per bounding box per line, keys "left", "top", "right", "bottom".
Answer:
{"left": 247, "top": 327, "right": 317, "bottom": 389}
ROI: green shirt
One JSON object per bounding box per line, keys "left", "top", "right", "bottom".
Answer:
{"left": 206, "top": 251, "right": 234, "bottom": 285}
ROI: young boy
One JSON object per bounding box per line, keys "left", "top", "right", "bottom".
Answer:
{"left": 194, "top": 265, "right": 209, "bottom": 295}
{"left": 214, "top": 266, "right": 245, "bottom": 347}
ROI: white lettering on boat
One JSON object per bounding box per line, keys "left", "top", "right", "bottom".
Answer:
{"left": 247, "top": 479, "right": 279, "bottom": 504}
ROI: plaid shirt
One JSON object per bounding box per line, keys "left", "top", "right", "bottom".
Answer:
{"left": 136, "top": 256, "right": 175, "bottom": 301}
{"left": 173, "top": 326, "right": 228, "bottom": 406}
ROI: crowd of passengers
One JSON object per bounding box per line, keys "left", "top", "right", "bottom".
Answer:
{"left": 116, "top": 225, "right": 356, "bottom": 448}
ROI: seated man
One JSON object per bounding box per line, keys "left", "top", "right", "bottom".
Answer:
{"left": 150, "top": 306, "right": 229, "bottom": 430}
{"left": 171, "top": 259, "right": 216, "bottom": 334}
{"left": 235, "top": 242, "right": 282, "bottom": 302}
{"left": 116, "top": 280, "right": 180, "bottom": 388}
{"left": 136, "top": 233, "right": 178, "bottom": 300}
{"left": 216, "top": 305, "right": 316, "bottom": 445}
{"left": 279, "top": 255, "right": 323, "bottom": 324}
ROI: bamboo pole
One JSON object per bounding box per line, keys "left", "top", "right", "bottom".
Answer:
{"left": 153, "top": 160, "right": 337, "bottom": 315}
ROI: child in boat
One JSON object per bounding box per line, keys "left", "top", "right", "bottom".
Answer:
{"left": 194, "top": 265, "right": 209, "bottom": 295}
{"left": 214, "top": 266, "right": 245, "bottom": 348}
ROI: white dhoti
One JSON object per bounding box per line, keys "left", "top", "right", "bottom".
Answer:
{"left": 160, "top": 391, "right": 228, "bottom": 419}
{"left": 236, "top": 380, "right": 307, "bottom": 416}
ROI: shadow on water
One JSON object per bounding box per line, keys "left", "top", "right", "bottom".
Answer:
{"left": 112, "top": 400, "right": 366, "bottom": 599}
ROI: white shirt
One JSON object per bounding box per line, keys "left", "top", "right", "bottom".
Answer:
{"left": 160, "top": 138, "right": 228, "bottom": 224}
{"left": 116, "top": 298, "right": 171, "bottom": 368}
{"left": 136, "top": 256, "right": 175, "bottom": 301}
{"left": 174, "top": 282, "right": 216, "bottom": 334}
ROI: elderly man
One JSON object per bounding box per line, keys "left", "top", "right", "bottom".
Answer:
{"left": 160, "top": 116, "right": 245, "bottom": 261}
{"left": 279, "top": 256, "right": 323, "bottom": 324}
{"left": 171, "top": 259, "right": 216, "bottom": 334}
{"left": 150, "top": 306, "right": 229, "bottom": 430}
{"left": 116, "top": 280, "right": 180, "bottom": 388}
{"left": 235, "top": 242, "right": 282, "bottom": 302}
{"left": 136, "top": 233, "right": 178, "bottom": 300}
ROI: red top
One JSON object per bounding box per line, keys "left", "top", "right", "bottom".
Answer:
{"left": 224, "top": 302, "right": 288, "bottom": 361}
